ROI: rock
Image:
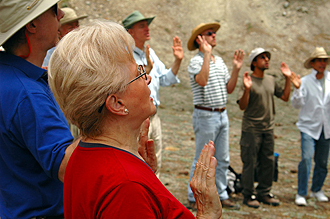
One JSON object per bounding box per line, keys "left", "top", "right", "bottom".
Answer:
{"left": 283, "top": 1, "right": 290, "bottom": 9}
{"left": 282, "top": 11, "right": 287, "bottom": 16}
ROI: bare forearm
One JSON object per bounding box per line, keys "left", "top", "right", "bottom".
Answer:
{"left": 281, "top": 77, "right": 291, "bottom": 102}
{"left": 170, "top": 57, "right": 182, "bottom": 76}
{"left": 238, "top": 89, "right": 250, "bottom": 110}
{"left": 227, "top": 65, "right": 241, "bottom": 94}
{"left": 58, "top": 138, "right": 80, "bottom": 182}
{"left": 195, "top": 52, "right": 211, "bottom": 86}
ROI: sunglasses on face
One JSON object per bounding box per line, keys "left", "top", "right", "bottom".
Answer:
{"left": 200, "top": 31, "right": 216, "bottom": 36}
{"left": 98, "top": 65, "right": 147, "bottom": 113}
{"left": 259, "top": 54, "right": 270, "bottom": 60}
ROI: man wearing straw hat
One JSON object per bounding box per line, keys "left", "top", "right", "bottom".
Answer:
{"left": 291, "top": 47, "right": 330, "bottom": 206}
{"left": 0, "top": 1, "right": 77, "bottom": 218}
{"left": 42, "top": 7, "right": 88, "bottom": 67}
{"left": 186, "top": 22, "right": 244, "bottom": 210}
{"left": 122, "top": 11, "right": 184, "bottom": 177}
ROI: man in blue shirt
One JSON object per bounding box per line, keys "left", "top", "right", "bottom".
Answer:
{"left": 0, "top": 1, "right": 78, "bottom": 218}
{"left": 122, "top": 11, "right": 183, "bottom": 177}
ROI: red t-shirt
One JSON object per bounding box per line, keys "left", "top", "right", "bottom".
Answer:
{"left": 64, "top": 142, "right": 194, "bottom": 219}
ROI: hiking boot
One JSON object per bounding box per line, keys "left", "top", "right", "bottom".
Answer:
{"left": 243, "top": 195, "right": 260, "bottom": 208}
{"left": 257, "top": 193, "right": 280, "bottom": 206}
{"left": 221, "top": 199, "right": 240, "bottom": 210}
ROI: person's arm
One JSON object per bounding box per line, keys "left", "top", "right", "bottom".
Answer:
{"left": 195, "top": 35, "right": 212, "bottom": 87}
{"left": 58, "top": 139, "right": 80, "bottom": 182}
{"left": 227, "top": 49, "right": 245, "bottom": 94}
{"left": 190, "top": 141, "right": 222, "bottom": 219}
{"left": 170, "top": 36, "right": 183, "bottom": 76}
{"left": 238, "top": 72, "right": 252, "bottom": 110}
{"left": 279, "top": 62, "right": 292, "bottom": 102}
{"left": 145, "top": 45, "right": 154, "bottom": 75}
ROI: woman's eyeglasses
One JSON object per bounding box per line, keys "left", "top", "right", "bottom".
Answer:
{"left": 98, "top": 65, "right": 147, "bottom": 113}
{"left": 127, "top": 65, "right": 147, "bottom": 85}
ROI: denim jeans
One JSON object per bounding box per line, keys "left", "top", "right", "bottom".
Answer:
{"left": 188, "top": 108, "right": 229, "bottom": 201}
{"left": 297, "top": 130, "right": 330, "bottom": 196}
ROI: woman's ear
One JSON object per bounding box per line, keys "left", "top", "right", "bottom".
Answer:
{"left": 105, "top": 95, "right": 127, "bottom": 115}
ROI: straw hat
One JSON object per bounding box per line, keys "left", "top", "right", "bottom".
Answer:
{"left": 187, "top": 22, "right": 220, "bottom": 51}
{"left": 303, "top": 47, "right": 330, "bottom": 69}
{"left": 122, "top": 10, "right": 155, "bottom": 30}
{"left": 60, "top": 7, "right": 87, "bottom": 25}
{"left": 249, "top": 48, "right": 271, "bottom": 71}
{"left": 0, "top": 0, "right": 60, "bottom": 46}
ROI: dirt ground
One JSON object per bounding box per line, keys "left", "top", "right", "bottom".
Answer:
{"left": 158, "top": 79, "right": 330, "bottom": 218}
{"left": 63, "top": 0, "right": 330, "bottom": 218}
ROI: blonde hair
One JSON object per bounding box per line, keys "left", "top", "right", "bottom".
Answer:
{"left": 48, "top": 20, "right": 135, "bottom": 138}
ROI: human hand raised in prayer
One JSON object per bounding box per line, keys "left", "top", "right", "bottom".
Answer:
{"left": 172, "top": 36, "right": 184, "bottom": 61}
{"left": 190, "top": 140, "right": 222, "bottom": 219}
{"left": 138, "top": 118, "right": 157, "bottom": 173}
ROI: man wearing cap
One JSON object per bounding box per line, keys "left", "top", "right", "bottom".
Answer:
{"left": 42, "top": 7, "right": 87, "bottom": 67}
{"left": 0, "top": 1, "right": 77, "bottom": 218}
{"left": 237, "top": 48, "right": 293, "bottom": 208}
{"left": 122, "top": 10, "right": 183, "bottom": 177}
{"left": 291, "top": 47, "right": 330, "bottom": 206}
{"left": 187, "top": 22, "right": 244, "bottom": 210}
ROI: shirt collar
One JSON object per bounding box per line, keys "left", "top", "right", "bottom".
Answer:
{"left": 134, "top": 47, "right": 145, "bottom": 56}
{"left": 0, "top": 51, "right": 47, "bottom": 81}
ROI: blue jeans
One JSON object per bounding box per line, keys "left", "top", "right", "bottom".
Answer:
{"left": 188, "top": 108, "right": 230, "bottom": 201}
{"left": 297, "top": 130, "right": 330, "bottom": 196}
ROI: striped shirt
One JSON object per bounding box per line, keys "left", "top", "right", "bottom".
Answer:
{"left": 188, "top": 51, "right": 230, "bottom": 107}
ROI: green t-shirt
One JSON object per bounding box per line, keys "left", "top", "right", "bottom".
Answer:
{"left": 237, "top": 74, "right": 284, "bottom": 132}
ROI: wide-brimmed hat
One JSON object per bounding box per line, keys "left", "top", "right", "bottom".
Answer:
{"left": 60, "top": 7, "right": 87, "bottom": 25}
{"left": 122, "top": 10, "right": 155, "bottom": 30}
{"left": 249, "top": 47, "right": 271, "bottom": 71}
{"left": 304, "top": 47, "right": 330, "bottom": 69}
{"left": 0, "top": 0, "right": 60, "bottom": 46}
{"left": 187, "top": 22, "right": 220, "bottom": 51}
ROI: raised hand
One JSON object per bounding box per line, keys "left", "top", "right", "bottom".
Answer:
{"left": 190, "top": 141, "right": 222, "bottom": 219}
{"left": 145, "top": 44, "right": 153, "bottom": 75}
{"left": 280, "top": 62, "right": 292, "bottom": 78}
{"left": 243, "top": 71, "right": 252, "bottom": 90}
{"left": 138, "top": 118, "right": 157, "bottom": 173}
{"left": 290, "top": 71, "right": 301, "bottom": 89}
{"left": 172, "top": 36, "right": 183, "bottom": 60}
{"left": 232, "top": 49, "right": 245, "bottom": 69}
{"left": 197, "top": 35, "right": 212, "bottom": 54}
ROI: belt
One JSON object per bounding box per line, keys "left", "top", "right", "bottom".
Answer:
{"left": 195, "top": 105, "right": 226, "bottom": 112}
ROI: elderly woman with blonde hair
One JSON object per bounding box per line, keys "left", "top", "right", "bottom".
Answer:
{"left": 48, "top": 20, "right": 221, "bottom": 219}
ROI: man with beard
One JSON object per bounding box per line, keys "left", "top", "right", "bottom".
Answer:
{"left": 237, "top": 48, "right": 293, "bottom": 208}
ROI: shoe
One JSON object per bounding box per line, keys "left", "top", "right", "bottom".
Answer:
{"left": 243, "top": 195, "right": 260, "bottom": 208}
{"left": 257, "top": 193, "right": 280, "bottom": 206}
{"left": 186, "top": 201, "right": 197, "bottom": 211}
{"left": 310, "top": 190, "right": 329, "bottom": 202}
{"left": 295, "top": 194, "right": 307, "bottom": 206}
{"left": 221, "top": 199, "right": 240, "bottom": 210}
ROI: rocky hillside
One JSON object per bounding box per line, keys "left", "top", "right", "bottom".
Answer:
{"left": 64, "top": 0, "right": 329, "bottom": 79}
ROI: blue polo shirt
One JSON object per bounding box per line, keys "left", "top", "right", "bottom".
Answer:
{"left": 0, "top": 52, "right": 73, "bottom": 219}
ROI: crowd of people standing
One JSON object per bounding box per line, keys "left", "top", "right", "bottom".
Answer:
{"left": 0, "top": 0, "right": 329, "bottom": 218}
